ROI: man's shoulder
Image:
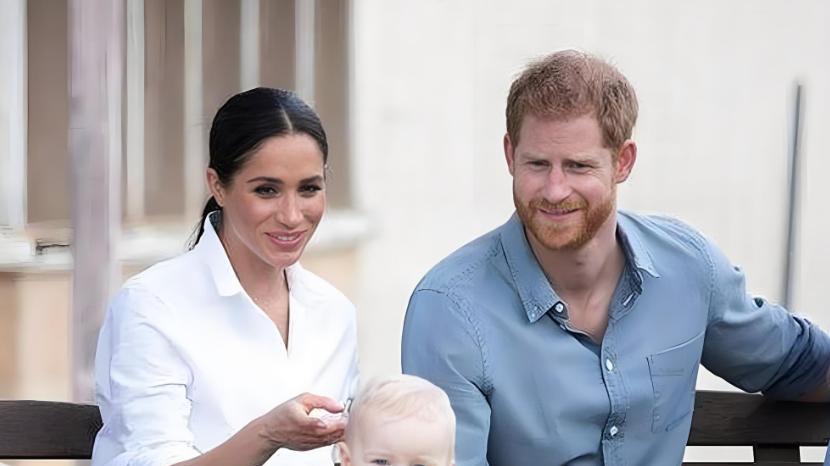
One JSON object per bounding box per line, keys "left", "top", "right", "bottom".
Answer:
{"left": 618, "top": 210, "right": 720, "bottom": 277}
{"left": 415, "top": 222, "right": 506, "bottom": 296}
{"left": 619, "top": 210, "right": 712, "bottom": 251}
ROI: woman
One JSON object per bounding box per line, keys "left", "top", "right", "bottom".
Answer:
{"left": 92, "top": 88, "right": 359, "bottom": 466}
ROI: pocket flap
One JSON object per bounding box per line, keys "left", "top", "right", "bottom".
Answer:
{"left": 647, "top": 330, "right": 705, "bottom": 432}
{"left": 648, "top": 331, "right": 704, "bottom": 377}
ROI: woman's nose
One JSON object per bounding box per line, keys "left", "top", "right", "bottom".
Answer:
{"left": 276, "top": 194, "right": 303, "bottom": 227}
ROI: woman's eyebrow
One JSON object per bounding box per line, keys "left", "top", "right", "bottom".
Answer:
{"left": 300, "top": 175, "right": 324, "bottom": 184}
{"left": 246, "top": 175, "right": 324, "bottom": 184}
{"left": 246, "top": 176, "right": 283, "bottom": 184}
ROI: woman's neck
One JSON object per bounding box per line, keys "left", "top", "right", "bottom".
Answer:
{"left": 218, "top": 226, "right": 287, "bottom": 301}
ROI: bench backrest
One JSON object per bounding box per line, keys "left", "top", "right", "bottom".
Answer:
{"left": 0, "top": 400, "right": 101, "bottom": 459}
{"left": 1, "top": 392, "right": 829, "bottom": 463}
{"left": 685, "top": 390, "right": 830, "bottom": 465}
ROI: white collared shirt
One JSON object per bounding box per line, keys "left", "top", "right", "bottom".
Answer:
{"left": 92, "top": 217, "right": 359, "bottom": 466}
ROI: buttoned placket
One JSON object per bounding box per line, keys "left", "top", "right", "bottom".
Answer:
{"left": 545, "top": 294, "right": 627, "bottom": 465}
{"left": 600, "top": 324, "right": 624, "bottom": 463}
{"left": 600, "top": 267, "right": 641, "bottom": 465}
{"left": 547, "top": 301, "right": 596, "bottom": 340}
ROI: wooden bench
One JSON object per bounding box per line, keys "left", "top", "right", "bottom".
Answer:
{"left": 1, "top": 391, "right": 829, "bottom": 464}
{"left": 684, "top": 391, "right": 830, "bottom": 466}
{"left": 0, "top": 399, "right": 101, "bottom": 460}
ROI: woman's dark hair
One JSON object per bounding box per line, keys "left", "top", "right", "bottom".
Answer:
{"left": 189, "top": 87, "right": 328, "bottom": 248}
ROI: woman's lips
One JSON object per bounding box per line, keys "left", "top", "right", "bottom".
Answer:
{"left": 265, "top": 230, "right": 306, "bottom": 249}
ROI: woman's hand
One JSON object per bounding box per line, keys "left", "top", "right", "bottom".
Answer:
{"left": 258, "top": 392, "right": 347, "bottom": 451}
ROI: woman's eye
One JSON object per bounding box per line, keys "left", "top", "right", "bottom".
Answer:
{"left": 371, "top": 460, "right": 389, "bottom": 465}
{"left": 254, "top": 186, "right": 278, "bottom": 196}
{"left": 299, "top": 184, "right": 322, "bottom": 194}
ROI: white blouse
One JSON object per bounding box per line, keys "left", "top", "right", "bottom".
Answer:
{"left": 92, "top": 217, "right": 359, "bottom": 466}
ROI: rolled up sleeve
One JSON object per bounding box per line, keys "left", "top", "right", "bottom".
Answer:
{"left": 93, "top": 286, "right": 201, "bottom": 466}
{"left": 401, "top": 289, "right": 491, "bottom": 466}
{"left": 701, "top": 241, "right": 830, "bottom": 399}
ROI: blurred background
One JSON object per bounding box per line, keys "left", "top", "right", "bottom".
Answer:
{"left": 1, "top": 0, "right": 829, "bottom": 463}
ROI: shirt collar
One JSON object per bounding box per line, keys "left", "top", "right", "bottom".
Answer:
{"left": 194, "top": 212, "right": 244, "bottom": 297}
{"left": 193, "top": 211, "right": 318, "bottom": 302}
{"left": 616, "top": 210, "right": 660, "bottom": 281}
{"left": 499, "top": 213, "right": 560, "bottom": 323}
{"left": 500, "top": 211, "right": 660, "bottom": 324}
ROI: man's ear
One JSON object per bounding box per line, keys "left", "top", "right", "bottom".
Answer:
{"left": 504, "top": 133, "right": 516, "bottom": 176}
{"left": 205, "top": 168, "right": 226, "bottom": 206}
{"left": 614, "top": 140, "right": 637, "bottom": 183}
{"left": 337, "top": 442, "right": 351, "bottom": 466}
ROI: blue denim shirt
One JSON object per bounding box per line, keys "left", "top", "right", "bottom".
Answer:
{"left": 402, "top": 211, "right": 830, "bottom": 466}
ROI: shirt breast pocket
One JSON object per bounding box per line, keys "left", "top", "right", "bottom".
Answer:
{"left": 647, "top": 330, "right": 704, "bottom": 433}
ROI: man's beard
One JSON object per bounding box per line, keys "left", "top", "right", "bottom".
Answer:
{"left": 515, "top": 187, "right": 616, "bottom": 251}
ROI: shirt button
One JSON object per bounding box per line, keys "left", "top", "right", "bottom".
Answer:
{"left": 609, "top": 425, "right": 619, "bottom": 437}
{"left": 605, "top": 359, "right": 614, "bottom": 372}
{"left": 553, "top": 302, "right": 565, "bottom": 313}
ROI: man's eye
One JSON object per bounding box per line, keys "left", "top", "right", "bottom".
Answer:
{"left": 527, "top": 160, "right": 549, "bottom": 168}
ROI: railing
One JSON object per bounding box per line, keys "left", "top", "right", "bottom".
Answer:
{"left": 1, "top": 391, "right": 829, "bottom": 463}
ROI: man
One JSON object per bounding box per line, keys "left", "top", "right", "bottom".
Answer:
{"left": 401, "top": 50, "right": 830, "bottom": 466}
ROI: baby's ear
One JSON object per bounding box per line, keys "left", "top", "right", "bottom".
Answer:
{"left": 337, "top": 442, "right": 351, "bottom": 466}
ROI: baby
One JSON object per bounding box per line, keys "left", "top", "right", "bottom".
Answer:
{"left": 337, "top": 374, "right": 456, "bottom": 466}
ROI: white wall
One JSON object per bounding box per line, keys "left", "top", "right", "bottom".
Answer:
{"left": 351, "top": 1, "right": 830, "bottom": 460}
{"left": 0, "top": 0, "right": 27, "bottom": 228}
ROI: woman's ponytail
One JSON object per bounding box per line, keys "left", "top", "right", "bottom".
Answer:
{"left": 189, "top": 196, "right": 222, "bottom": 249}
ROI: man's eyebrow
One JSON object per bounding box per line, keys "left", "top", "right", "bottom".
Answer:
{"left": 518, "top": 151, "right": 545, "bottom": 160}
{"left": 519, "top": 151, "right": 601, "bottom": 162}
{"left": 568, "top": 154, "right": 601, "bottom": 162}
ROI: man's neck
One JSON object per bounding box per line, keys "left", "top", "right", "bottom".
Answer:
{"left": 526, "top": 213, "right": 625, "bottom": 342}
{"left": 527, "top": 213, "right": 623, "bottom": 297}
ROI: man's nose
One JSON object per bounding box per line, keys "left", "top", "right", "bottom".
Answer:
{"left": 542, "top": 167, "right": 572, "bottom": 203}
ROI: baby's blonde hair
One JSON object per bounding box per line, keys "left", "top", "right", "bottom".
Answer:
{"left": 345, "top": 374, "right": 456, "bottom": 451}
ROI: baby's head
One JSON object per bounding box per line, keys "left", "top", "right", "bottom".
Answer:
{"left": 339, "top": 374, "right": 456, "bottom": 466}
